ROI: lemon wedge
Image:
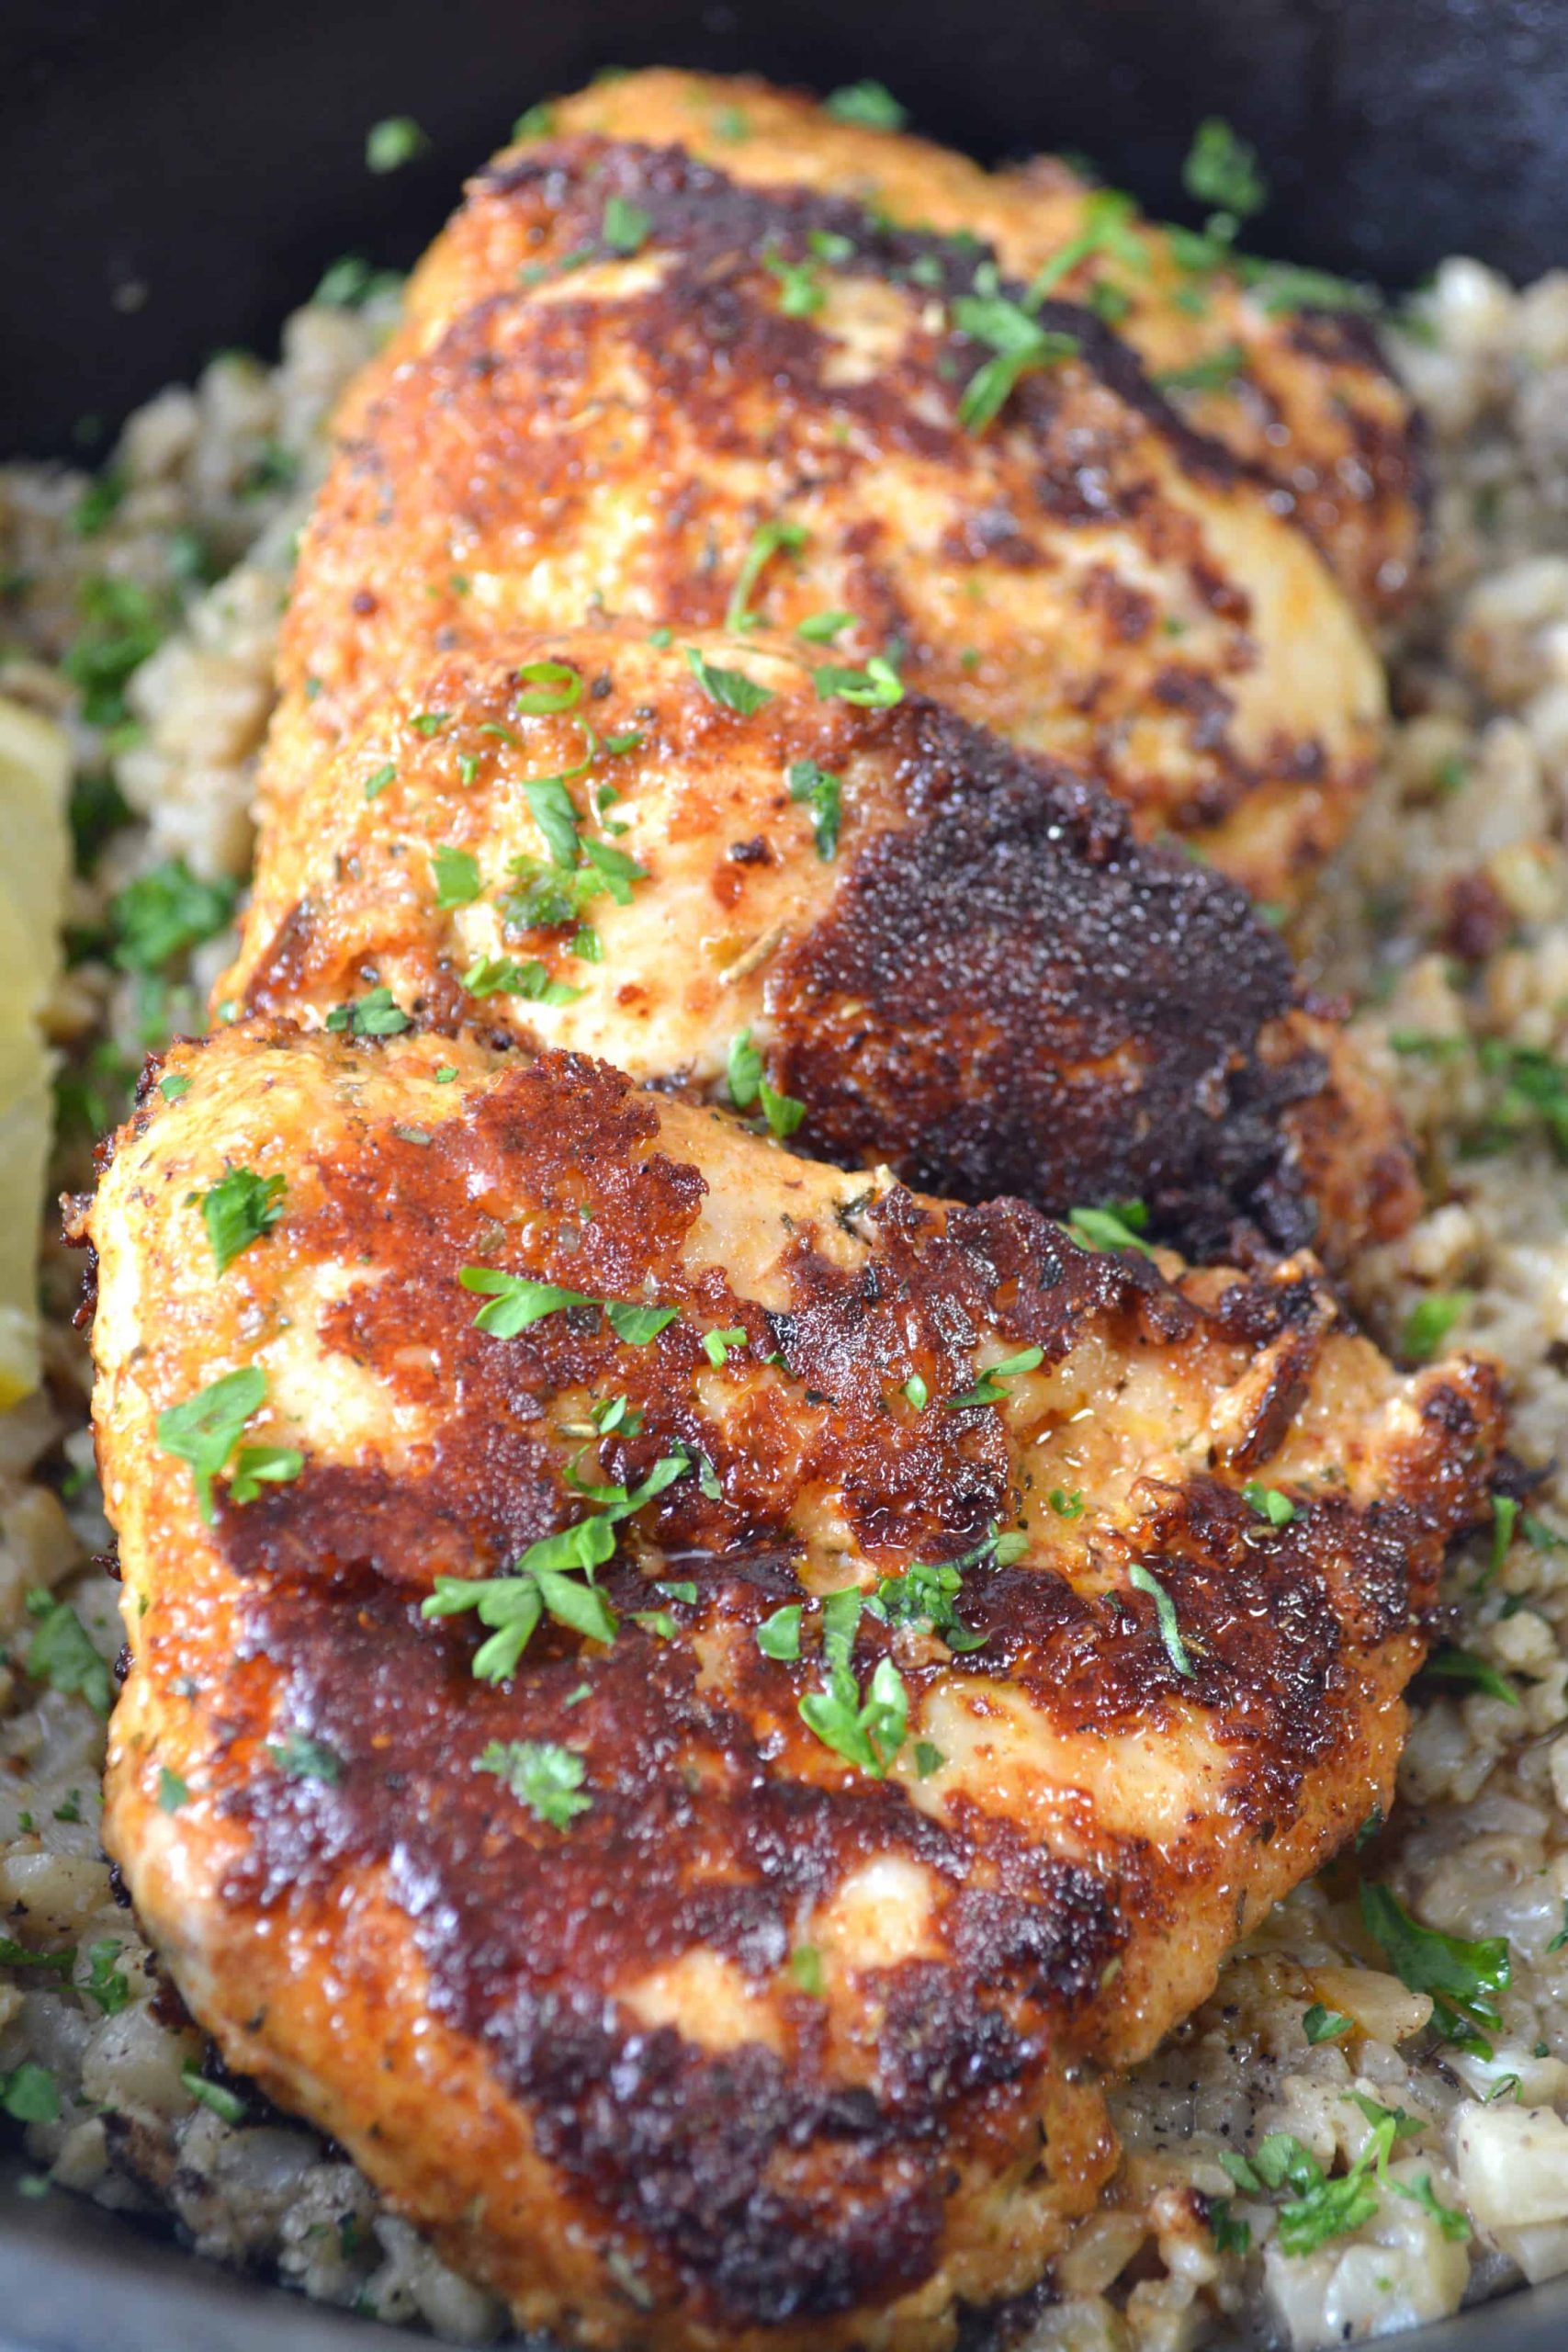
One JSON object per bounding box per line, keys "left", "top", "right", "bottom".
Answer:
{"left": 0, "top": 694, "right": 72, "bottom": 1408}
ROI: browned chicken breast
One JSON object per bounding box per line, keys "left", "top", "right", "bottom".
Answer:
{"left": 265, "top": 134, "right": 1385, "bottom": 902}
{"left": 531, "top": 69, "right": 1425, "bottom": 623}
{"left": 85, "top": 1023, "right": 1501, "bottom": 2352}
{"left": 226, "top": 627, "right": 1415, "bottom": 1266}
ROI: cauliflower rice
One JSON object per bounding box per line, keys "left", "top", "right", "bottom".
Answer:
{"left": 4, "top": 239, "right": 1568, "bottom": 2352}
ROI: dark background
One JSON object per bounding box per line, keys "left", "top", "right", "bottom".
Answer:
{"left": 2, "top": 0, "right": 1567, "bottom": 455}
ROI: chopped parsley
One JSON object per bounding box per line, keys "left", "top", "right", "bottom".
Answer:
{"left": 726, "top": 518, "right": 807, "bottom": 632}
{"left": 1155, "top": 343, "right": 1248, "bottom": 396}
{"left": 154, "top": 1364, "right": 269, "bottom": 1524}
{"left": 602, "top": 196, "right": 651, "bottom": 254}
{"left": 867, "top": 1549, "right": 988, "bottom": 1653}
{"left": 1421, "top": 1645, "right": 1519, "bottom": 1708}
{"left": 1359, "top": 1881, "right": 1510, "bottom": 2053}
{"left": 366, "top": 116, "right": 428, "bottom": 174}
{"left": 1401, "top": 1292, "right": 1471, "bottom": 1362}
{"left": 424, "top": 1455, "right": 690, "bottom": 1679}
{"left": 362, "top": 761, "right": 398, "bottom": 802}
{"left": 786, "top": 759, "right": 842, "bottom": 857}
{"left": 812, "top": 656, "right": 903, "bottom": 707}
{"left": 1242, "top": 1482, "right": 1295, "bottom": 1527}
{"left": 726, "top": 1027, "right": 807, "bottom": 1139}
{"left": 226, "top": 1443, "right": 303, "bottom": 1505}
{"left": 73, "top": 468, "right": 127, "bottom": 538}
{"left": 266, "top": 1733, "right": 342, "bottom": 1782}
{"left": 109, "top": 858, "right": 238, "bottom": 972}
{"left": 953, "top": 294, "right": 1078, "bottom": 432}
{"left": 700, "top": 1327, "right": 748, "bottom": 1367}
{"left": 200, "top": 1167, "right": 286, "bottom": 1276}
{"left": 430, "top": 844, "right": 481, "bottom": 907}
{"left": 62, "top": 575, "right": 166, "bottom": 726}
{"left": 83, "top": 1939, "right": 130, "bottom": 2017}
{"left": 1182, "top": 118, "right": 1269, "bottom": 223}
{"left": 514, "top": 660, "right": 584, "bottom": 714}
{"left": 513, "top": 101, "right": 556, "bottom": 140}
{"left": 157, "top": 1767, "right": 188, "bottom": 1812}
{"left": 1303, "top": 2002, "right": 1352, "bottom": 2044}
{"left": 460, "top": 954, "right": 582, "bottom": 1006}
{"left": 1025, "top": 187, "right": 1148, "bottom": 304}
{"left": 757, "top": 1604, "right": 803, "bottom": 1661}
{"left": 1127, "top": 1562, "right": 1193, "bottom": 1679}
{"left": 764, "top": 251, "right": 826, "bottom": 317}
{"left": 1490, "top": 1493, "right": 1519, "bottom": 1583}
{"left": 824, "top": 80, "right": 908, "bottom": 131}
{"left": 323, "top": 985, "right": 410, "bottom": 1036}
{"left": 789, "top": 1943, "right": 824, "bottom": 1995}
{"left": 180, "top": 2066, "right": 245, "bottom": 2123}
{"left": 457, "top": 1267, "right": 678, "bottom": 1347}
{"left": 796, "top": 608, "right": 854, "bottom": 643}
{"left": 0, "top": 2064, "right": 59, "bottom": 2125}
{"left": 0, "top": 1939, "right": 73, "bottom": 1981}
{"left": 946, "top": 1346, "right": 1043, "bottom": 1410}
{"left": 1066, "top": 1200, "right": 1153, "bottom": 1256}
{"left": 476, "top": 1738, "right": 591, "bottom": 1826}
{"left": 685, "top": 645, "right": 774, "bottom": 715}
{"left": 158, "top": 1072, "right": 190, "bottom": 1102}
{"left": 797, "top": 1590, "right": 911, "bottom": 1777}
{"left": 903, "top": 1374, "right": 929, "bottom": 1410}
{"left": 313, "top": 254, "right": 405, "bottom": 309}
{"left": 1048, "top": 1489, "right": 1085, "bottom": 1519}
{"left": 24, "top": 1593, "right": 112, "bottom": 1716}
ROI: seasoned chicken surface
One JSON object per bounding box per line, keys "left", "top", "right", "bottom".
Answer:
{"left": 265, "top": 134, "right": 1385, "bottom": 902}
{"left": 533, "top": 70, "right": 1424, "bottom": 624}
{"left": 85, "top": 1023, "right": 1501, "bottom": 2351}
{"left": 226, "top": 627, "right": 1415, "bottom": 1266}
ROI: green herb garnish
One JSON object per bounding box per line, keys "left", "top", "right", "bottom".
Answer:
{"left": 476, "top": 1738, "right": 592, "bottom": 1826}
{"left": 200, "top": 1168, "right": 286, "bottom": 1276}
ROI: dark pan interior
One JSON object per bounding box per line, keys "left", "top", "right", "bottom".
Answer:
{"left": 5, "top": 0, "right": 1568, "bottom": 454}
{"left": 5, "top": 0, "right": 1568, "bottom": 2346}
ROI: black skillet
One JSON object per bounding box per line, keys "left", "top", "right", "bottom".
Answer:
{"left": 3, "top": 0, "right": 1567, "bottom": 2344}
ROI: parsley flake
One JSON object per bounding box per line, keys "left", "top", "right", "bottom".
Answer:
{"left": 366, "top": 116, "right": 428, "bottom": 174}
{"left": 726, "top": 518, "right": 808, "bottom": 632}
{"left": 24, "top": 1595, "right": 112, "bottom": 1716}
{"left": 685, "top": 646, "right": 774, "bottom": 715}
{"left": 323, "top": 986, "right": 410, "bottom": 1036}
{"left": 1127, "top": 1561, "right": 1194, "bottom": 1678}
{"left": 200, "top": 1167, "right": 286, "bottom": 1276}
{"left": 154, "top": 1364, "right": 268, "bottom": 1524}
{"left": 1359, "top": 1881, "right": 1510, "bottom": 2053}
{"left": 726, "top": 1027, "right": 807, "bottom": 1139}
{"left": 180, "top": 2066, "right": 245, "bottom": 2123}
{"left": 824, "top": 81, "right": 908, "bottom": 130}
{"left": 946, "top": 1346, "right": 1043, "bottom": 1410}
{"left": 787, "top": 758, "right": 842, "bottom": 857}
{"left": 266, "top": 1733, "right": 342, "bottom": 1782}
{"left": 1242, "top": 1482, "right": 1295, "bottom": 1527}
{"left": 811, "top": 655, "right": 903, "bottom": 707}
{"left": 476, "top": 1738, "right": 592, "bottom": 1826}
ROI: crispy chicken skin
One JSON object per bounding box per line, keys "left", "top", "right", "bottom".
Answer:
{"left": 85, "top": 1024, "right": 1501, "bottom": 2349}
{"left": 265, "top": 135, "right": 1385, "bottom": 902}
{"left": 226, "top": 627, "right": 1416, "bottom": 1267}
{"left": 532, "top": 70, "right": 1424, "bottom": 624}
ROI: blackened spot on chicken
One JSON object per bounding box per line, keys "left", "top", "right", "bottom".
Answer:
{"left": 767, "top": 698, "right": 1328, "bottom": 1261}
{"left": 223, "top": 1564, "right": 1121, "bottom": 2324}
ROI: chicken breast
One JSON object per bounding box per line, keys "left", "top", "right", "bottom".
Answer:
{"left": 225, "top": 626, "right": 1415, "bottom": 1267}
{"left": 529, "top": 69, "right": 1424, "bottom": 624}
{"left": 84, "top": 1022, "right": 1501, "bottom": 2351}
{"left": 265, "top": 135, "right": 1385, "bottom": 902}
